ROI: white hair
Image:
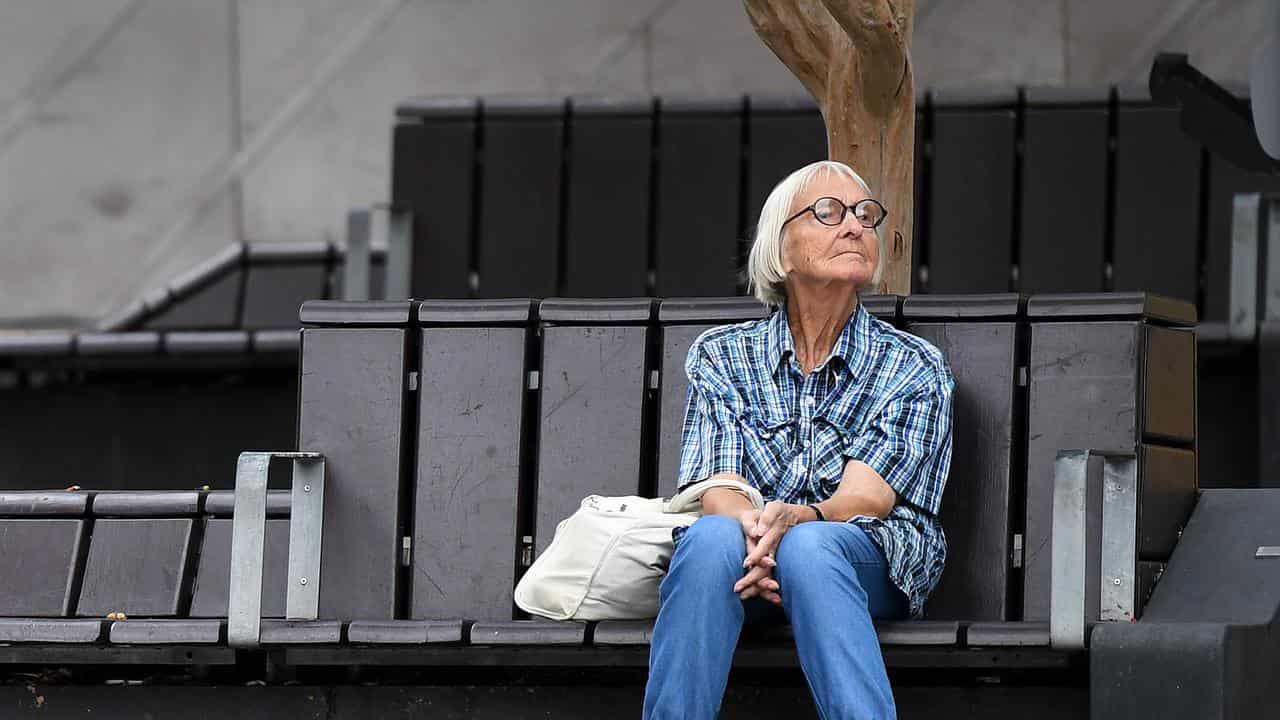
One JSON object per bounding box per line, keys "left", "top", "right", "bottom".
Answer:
{"left": 746, "top": 160, "right": 885, "bottom": 307}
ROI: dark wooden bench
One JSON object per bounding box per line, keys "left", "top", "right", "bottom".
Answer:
{"left": 4, "top": 292, "right": 1277, "bottom": 718}
{"left": 6, "top": 292, "right": 1270, "bottom": 718}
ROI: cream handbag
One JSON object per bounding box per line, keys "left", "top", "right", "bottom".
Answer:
{"left": 513, "top": 478, "right": 765, "bottom": 621}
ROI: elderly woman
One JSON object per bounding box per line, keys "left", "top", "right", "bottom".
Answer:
{"left": 642, "top": 160, "right": 955, "bottom": 719}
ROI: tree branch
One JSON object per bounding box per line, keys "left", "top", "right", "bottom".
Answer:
{"left": 819, "top": 0, "right": 913, "bottom": 109}
{"left": 743, "top": 0, "right": 833, "bottom": 100}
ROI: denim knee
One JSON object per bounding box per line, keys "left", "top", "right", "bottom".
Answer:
{"left": 681, "top": 514, "right": 746, "bottom": 553}
{"left": 775, "top": 523, "right": 855, "bottom": 590}
{"left": 671, "top": 514, "right": 746, "bottom": 572}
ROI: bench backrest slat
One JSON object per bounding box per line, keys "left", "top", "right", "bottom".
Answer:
{"left": 927, "top": 100, "right": 1016, "bottom": 293}
{"left": 745, "top": 97, "right": 826, "bottom": 231}
{"left": 656, "top": 299, "right": 771, "bottom": 498}
{"left": 534, "top": 300, "right": 652, "bottom": 557}
{"left": 654, "top": 101, "right": 742, "bottom": 296}
{"left": 414, "top": 321, "right": 527, "bottom": 620}
{"left": 907, "top": 309, "right": 1020, "bottom": 621}
{"left": 1019, "top": 97, "right": 1109, "bottom": 293}
{"left": 243, "top": 244, "right": 332, "bottom": 329}
{"left": 1112, "top": 103, "right": 1201, "bottom": 304}
{"left": 0, "top": 518, "right": 85, "bottom": 616}
{"left": 78, "top": 515, "right": 193, "bottom": 617}
{"left": 394, "top": 103, "right": 476, "bottom": 299}
{"left": 564, "top": 101, "right": 652, "bottom": 297}
{"left": 299, "top": 302, "right": 413, "bottom": 619}
{"left": 478, "top": 102, "right": 563, "bottom": 297}
{"left": 190, "top": 517, "right": 290, "bottom": 618}
{"left": 145, "top": 269, "right": 243, "bottom": 330}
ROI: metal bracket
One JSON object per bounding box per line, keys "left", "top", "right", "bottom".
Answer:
{"left": 521, "top": 535, "right": 534, "bottom": 567}
{"left": 376, "top": 204, "right": 413, "bottom": 300}
{"left": 342, "top": 209, "right": 372, "bottom": 301}
{"left": 228, "top": 451, "right": 325, "bottom": 649}
{"left": 1230, "top": 194, "right": 1260, "bottom": 341}
{"left": 1049, "top": 448, "right": 1137, "bottom": 650}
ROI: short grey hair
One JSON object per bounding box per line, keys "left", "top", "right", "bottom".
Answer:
{"left": 746, "top": 160, "right": 885, "bottom": 307}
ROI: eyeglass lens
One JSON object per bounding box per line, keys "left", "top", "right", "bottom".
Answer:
{"left": 812, "top": 197, "right": 884, "bottom": 228}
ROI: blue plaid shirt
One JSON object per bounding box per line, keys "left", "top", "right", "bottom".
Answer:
{"left": 675, "top": 301, "right": 955, "bottom": 617}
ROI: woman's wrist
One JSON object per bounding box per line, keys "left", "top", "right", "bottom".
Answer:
{"left": 784, "top": 502, "right": 814, "bottom": 523}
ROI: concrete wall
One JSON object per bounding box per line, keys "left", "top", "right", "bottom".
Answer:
{"left": 0, "top": 0, "right": 1271, "bottom": 327}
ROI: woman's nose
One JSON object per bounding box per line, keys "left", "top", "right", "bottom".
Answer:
{"left": 839, "top": 210, "right": 865, "bottom": 236}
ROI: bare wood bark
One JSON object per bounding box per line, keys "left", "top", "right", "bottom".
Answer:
{"left": 745, "top": 0, "right": 915, "bottom": 295}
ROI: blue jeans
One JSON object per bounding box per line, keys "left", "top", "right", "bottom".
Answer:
{"left": 643, "top": 514, "right": 908, "bottom": 720}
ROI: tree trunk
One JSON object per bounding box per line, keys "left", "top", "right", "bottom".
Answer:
{"left": 744, "top": 0, "right": 915, "bottom": 295}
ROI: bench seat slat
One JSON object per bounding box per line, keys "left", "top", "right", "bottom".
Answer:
{"left": 347, "top": 620, "right": 465, "bottom": 644}
{"left": 966, "top": 621, "right": 1051, "bottom": 647}
{"left": 469, "top": 620, "right": 586, "bottom": 646}
{"left": 0, "top": 619, "right": 103, "bottom": 643}
{"left": 259, "top": 620, "right": 343, "bottom": 645}
{"left": 109, "top": 619, "right": 223, "bottom": 645}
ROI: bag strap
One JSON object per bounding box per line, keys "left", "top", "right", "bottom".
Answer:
{"left": 666, "top": 477, "right": 765, "bottom": 514}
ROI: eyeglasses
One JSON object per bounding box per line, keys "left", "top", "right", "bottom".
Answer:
{"left": 782, "top": 197, "right": 888, "bottom": 229}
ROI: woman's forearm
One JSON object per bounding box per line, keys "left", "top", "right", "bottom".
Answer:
{"left": 699, "top": 475, "right": 755, "bottom": 519}
{"left": 807, "top": 459, "right": 896, "bottom": 522}
{"left": 809, "top": 490, "right": 892, "bottom": 523}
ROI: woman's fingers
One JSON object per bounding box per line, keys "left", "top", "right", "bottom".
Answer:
{"left": 752, "top": 501, "right": 783, "bottom": 538}
{"left": 734, "top": 563, "right": 771, "bottom": 594}
{"left": 737, "top": 575, "right": 779, "bottom": 601}
{"left": 745, "top": 524, "right": 783, "bottom": 568}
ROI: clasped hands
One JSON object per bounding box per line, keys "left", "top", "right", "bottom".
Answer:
{"left": 732, "top": 500, "right": 807, "bottom": 604}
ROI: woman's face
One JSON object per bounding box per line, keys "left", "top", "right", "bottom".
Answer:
{"left": 780, "top": 172, "right": 879, "bottom": 292}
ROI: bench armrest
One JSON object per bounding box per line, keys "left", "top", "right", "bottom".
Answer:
{"left": 1050, "top": 448, "right": 1138, "bottom": 650}
{"left": 229, "top": 451, "right": 325, "bottom": 649}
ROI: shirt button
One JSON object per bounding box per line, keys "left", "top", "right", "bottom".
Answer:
{"left": 802, "top": 439, "right": 811, "bottom": 448}
{"left": 804, "top": 397, "right": 815, "bottom": 407}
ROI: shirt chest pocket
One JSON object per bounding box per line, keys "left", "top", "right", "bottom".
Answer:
{"left": 740, "top": 411, "right": 796, "bottom": 453}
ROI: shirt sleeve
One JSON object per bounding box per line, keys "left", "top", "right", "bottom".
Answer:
{"left": 841, "top": 373, "right": 954, "bottom": 516}
{"left": 675, "top": 342, "right": 745, "bottom": 491}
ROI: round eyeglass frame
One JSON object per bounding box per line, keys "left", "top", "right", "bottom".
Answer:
{"left": 782, "top": 196, "right": 888, "bottom": 229}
